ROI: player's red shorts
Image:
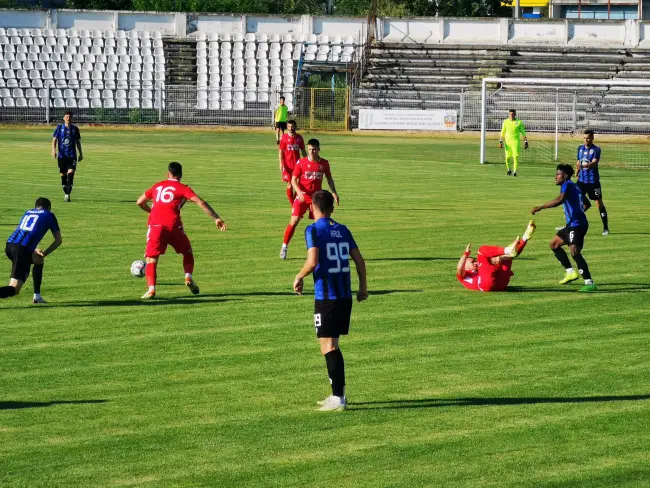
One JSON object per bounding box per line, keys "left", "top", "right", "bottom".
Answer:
{"left": 145, "top": 225, "right": 192, "bottom": 257}
{"left": 281, "top": 165, "right": 294, "bottom": 183}
{"left": 477, "top": 246, "right": 513, "bottom": 291}
{"left": 291, "top": 195, "right": 314, "bottom": 220}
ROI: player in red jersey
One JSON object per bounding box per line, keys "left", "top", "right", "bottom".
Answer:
{"left": 280, "top": 138, "right": 339, "bottom": 260}
{"left": 279, "top": 120, "right": 306, "bottom": 204}
{"left": 136, "top": 162, "right": 227, "bottom": 299}
{"left": 456, "top": 221, "right": 535, "bottom": 292}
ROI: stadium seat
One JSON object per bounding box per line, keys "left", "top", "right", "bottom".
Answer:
{"left": 103, "top": 98, "right": 115, "bottom": 108}
{"left": 141, "top": 99, "right": 153, "bottom": 109}
{"left": 197, "top": 100, "right": 207, "bottom": 110}
{"left": 129, "top": 98, "right": 140, "bottom": 108}
{"left": 209, "top": 99, "right": 219, "bottom": 110}
{"left": 27, "top": 96, "right": 40, "bottom": 108}
{"left": 116, "top": 98, "right": 127, "bottom": 108}
{"left": 78, "top": 98, "right": 90, "bottom": 108}
{"left": 64, "top": 98, "right": 76, "bottom": 108}
{"left": 15, "top": 97, "right": 28, "bottom": 107}
{"left": 3, "top": 96, "right": 15, "bottom": 107}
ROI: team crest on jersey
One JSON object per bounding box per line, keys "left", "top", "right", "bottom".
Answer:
{"left": 63, "top": 137, "right": 71, "bottom": 146}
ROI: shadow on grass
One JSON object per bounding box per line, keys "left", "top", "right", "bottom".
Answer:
{"left": 0, "top": 399, "right": 108, "bottom": 410}
{"left": 341, "top": 208, "right": 440, "bottom": 212}
{"left": 369, "top": 290, "right": 424, "bottom": 296}
{"left": 508, "top": 284, "right": 650, "bottom": 293}
{"left": 607, "top": 232, "right": 650, "bottom": 235}
{"left": 350, "top": 394, "right": 650, "bottom": 411}
{"left": 367, "top": 257, "right": 457, "bottom": 262}
{"left": 10, "top": 297, "right": 241, "bottom": 309}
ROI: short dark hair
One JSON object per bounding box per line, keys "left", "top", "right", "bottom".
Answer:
{"left": 584, "top": 129, "right": 594, "bottom": 136}
{"left": 64, "top": 111, "right": 73, "bottom": 117}
{"left": 557, "top": 163, "right": 574, "bottom": 178}
{"left": 279, "top": 96, "right": 285, "bottom": 101}
{"left": 509, "top": 109, "right": 516, "bottom": 114}
{"left": 311, "top": 190, "right": 334, "bottom": 214}
{"left": 287, "top": 119, "right": 297, "bottom": 126}
{"left": 35, "top": 197, "right": 51, "bottom": 211}
{"left": 168, "top": 162, "right": 183, "bottom": 178}
{"left": 307, "top": 138, "right": 320, "bottom": 148}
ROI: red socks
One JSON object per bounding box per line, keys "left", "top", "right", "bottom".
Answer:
{"left": 516, "top": 239, "right": 528, "bottom": 255}
{"left": 145, "top": 261, "right": 157, "bottom": 288}
{"left": 183, "top": 253, "right": 195, "bottom": 275}
{"left": 286, "top": 187, "right": 294, "bottom": 205}
{"left": 283, "top": 224, "right": 297, "bottom": 246}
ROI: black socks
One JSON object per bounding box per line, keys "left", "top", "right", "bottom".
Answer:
{"left": 0, "top": 286, "right": 17, "bottom": 299}
{"left": 325, "top": 349, "right": 345, "bottom": 397}
{"left": 61, "top": 174, "right": 67, "bottom": 194}
{"left": 67, "top": 172, "right": 75, "bottom": 195}
{"left": 33, "top": 264, "right": 43, "bottom": 294}
{"left": 572, "top": 253, "right": 592, "bottom": 280}
{"left": 552, "top": 247, "right": 572, "bottom": 269}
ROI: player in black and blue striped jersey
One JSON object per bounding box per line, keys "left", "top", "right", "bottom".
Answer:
{"left": 532, "top": 164, "right": 597, "bottom": 292}
{"left": 293, "top": 190, "right": 368, "bottom": 412}
{"left": 51, "top": 111, "right": 83, "bottom": 202}
{"left": 2, "top": 198, "right": 62, "bottom": 303}
{"left": 576, "top": 130, "right": 609, "bottom": 235}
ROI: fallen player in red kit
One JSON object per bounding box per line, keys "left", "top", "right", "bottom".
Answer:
{"left": 457, "top": 221, "right": 536, "bottom": 292}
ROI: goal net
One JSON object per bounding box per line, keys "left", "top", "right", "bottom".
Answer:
{"left": 479, "top": 78, "right": 650, "bottom": 169}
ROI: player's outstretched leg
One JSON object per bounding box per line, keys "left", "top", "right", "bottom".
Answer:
{"left": 183, "top": 252, "right": 199, "bottom": 295}
{"left": 142, "top": 257, "right": 157, "bottom": 299}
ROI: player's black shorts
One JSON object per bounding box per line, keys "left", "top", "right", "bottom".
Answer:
{"left": 577, "top": 181, "right": 602, "bottom": 201}
{"left": 314, "top": 299, "right": 353, "bottom": 338}
{"left": 58, "top": 157, "right": 77, "bottom": 173}
{"left": 5, "top": 243, "right": 33, "bottom": 282}
{"left": 275, "top": 121, "right": 287, "bottom": 131}
{"left": 556, "top": 225, "right": 588, "bottom": 249}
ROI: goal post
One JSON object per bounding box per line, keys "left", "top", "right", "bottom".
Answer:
{"left": 479, "top": 77, "right": 650, "bottom": 169}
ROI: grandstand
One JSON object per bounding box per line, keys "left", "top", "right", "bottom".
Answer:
{"left": 0, "top": 16, "right": 361, "bottom": 125}
{"left": 353, "top": 42, "right": 650, "bottom": 133}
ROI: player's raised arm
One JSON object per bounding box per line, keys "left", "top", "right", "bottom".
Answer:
{"left": 188, "top": 195, "right": 227, "bottom": 231}
{"left": 456, "top": 244, "right": 471, "bottom": 278}
{"left": 349, "top": 247, "right": 368, "bottom": 302}
{"left": 294, "top": 246, "right": 318, "bottom": 295}
{"left": 136, "top": 192, "right": 152, "bottom": 213}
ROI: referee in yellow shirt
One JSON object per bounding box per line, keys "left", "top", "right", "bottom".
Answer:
{"left": 500, "top": 109, "right": 528, "bottom": 176}
{"left": 275, "top": 96, "right": 288, "bottom": 145}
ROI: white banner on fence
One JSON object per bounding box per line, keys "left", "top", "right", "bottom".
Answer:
{"left": 359, "top": 109, "right": 458, "bottom": 131}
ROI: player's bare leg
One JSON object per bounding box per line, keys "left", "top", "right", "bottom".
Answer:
{"left": 183, "top": 252, "right": 199, "bottom": 294}
{"left": 281, "top": 215, "right": 301, "bottom": 259}
{"left": 0, "top": 278, "right": 24, "bottom": 299}
{"left": 142, "top": 256, "right": 158, "bottom": 299}
{"left": 286, "top": 182, "right": 295, "bottom": 205}
{"left": 318, "top": 337, "right": 347, "bottom": 411}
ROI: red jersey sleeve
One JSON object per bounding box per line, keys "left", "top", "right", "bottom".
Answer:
{"left": 144, "top": 185, "right": 155, "bottom": 200}
{"left": 323, "top": 160, "right": 332, "bottom": 179}
{"left": 457, "top": 272, "right": 480, "bottom": 291}
{"left": 292, "top": 160, "right": 303, "bottom": 178}
{"left": 183, "top": 185, "right": 197, "bottom": 200}
{"left": 279, "top": 136, "right": 286, "bottom": 152}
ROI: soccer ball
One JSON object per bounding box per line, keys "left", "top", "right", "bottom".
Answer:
{"left": 131, "top": 260, "right": 146, "bottom": 278}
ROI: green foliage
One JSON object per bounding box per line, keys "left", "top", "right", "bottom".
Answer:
{"left": 62, "top": 0, "right": 508, "bottom": 16}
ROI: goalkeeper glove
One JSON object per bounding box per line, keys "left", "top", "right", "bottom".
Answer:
{"left": 499, "top": 140, "right": 503, "bottom": 149}
{"left": 524, "top": 140, "right": 529, "bottom": 150}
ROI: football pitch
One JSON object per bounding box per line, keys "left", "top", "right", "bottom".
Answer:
{"left": 1, "top": 127, "right": 650, "bottom": 487}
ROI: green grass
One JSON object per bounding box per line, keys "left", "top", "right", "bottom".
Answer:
{"left": 1, "top": 128, "right": 649, "bottom": 487}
